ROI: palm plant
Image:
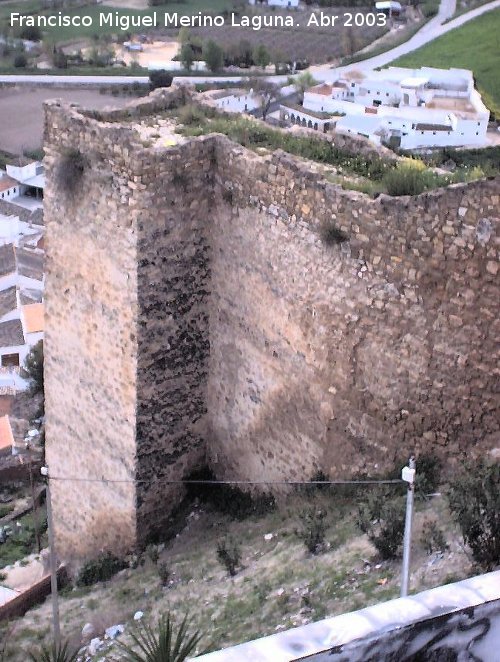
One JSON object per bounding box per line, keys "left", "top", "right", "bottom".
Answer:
{"left": 115, "top": 612, "right": 203, "bottom": 662}
{"left": 29, "top": 641, "right": 79, "bottom": 662}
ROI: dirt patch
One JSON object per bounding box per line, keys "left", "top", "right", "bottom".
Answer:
{"left": 0, "top": 87, "right": 136, "bottom": 155}
{"left": 118, "top": 40, "right": 179, "bottom": 67}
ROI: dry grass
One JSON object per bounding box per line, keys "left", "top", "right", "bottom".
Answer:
{"left": 2, "top": 490, "right": 474, "bottom": 660}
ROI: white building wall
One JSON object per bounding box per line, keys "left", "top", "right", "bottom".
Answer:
{"left": 6, "top": 163, "right": 37, "bottom": 182}
{"left": 215, "top": 93, "right": 260, "bottom": 113}
{"left": 0, "top": 185, "right": 20, "bottom": 202}
{"left": 0, "top": 344, "right": 28, "bottom": 366}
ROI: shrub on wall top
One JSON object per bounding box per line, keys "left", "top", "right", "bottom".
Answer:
{"left": 56, "top": 148, "right": 87, "bottom": 197}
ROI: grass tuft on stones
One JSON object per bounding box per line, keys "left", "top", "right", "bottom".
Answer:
{"left": 56, "top": 148, "right": 87, "bottom": 197}
{"left": 320, "top": 222, "right": 349, "bottom": 246}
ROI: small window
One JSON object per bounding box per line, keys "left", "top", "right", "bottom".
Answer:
{"left": 433, "top": 131, "right": 436, "bottom": 135}
{"left": 386, "top": 92, "right": 389, "bottom": 97}
{"left": 476, "top": 132, "right": 479, "bottom": 135}
{"left": 2, "top": 353, "right": 19, "bottom": 367}
{"left": 477, "top": 121, "right": 481, "bottom": 126}
{"left": 421, "top": 131, "right": 424, "bottom": 135}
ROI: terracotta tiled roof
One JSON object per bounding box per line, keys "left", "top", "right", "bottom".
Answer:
{"left": 22, "top": 303, "right": 44, "bottom": 334}
{"left": 309, "top": 84, "right": 333, "bottom": 96}
{"left": 0, "top": 414, "right": 14, "bottom": 451}
{"left": 0, "top": 176, "right": 18, "bottom": 193}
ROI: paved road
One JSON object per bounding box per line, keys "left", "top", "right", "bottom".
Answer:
{"left": 0, "top": 0, "right": 497, "bottom": 87}
{"left": 314, "top": 0, "right": 500, "bottom": 81}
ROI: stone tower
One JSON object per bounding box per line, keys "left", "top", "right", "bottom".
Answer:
{"left": 44, "top": 88, "right": 499, "bottom": 559}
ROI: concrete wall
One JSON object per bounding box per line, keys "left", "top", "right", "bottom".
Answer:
{"left": 44, "top": 88, "right": 499, "bottom": 557}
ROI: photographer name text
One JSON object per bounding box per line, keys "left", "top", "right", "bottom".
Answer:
{"left": 10, "top": 11, "right": 388, "bottom": 32}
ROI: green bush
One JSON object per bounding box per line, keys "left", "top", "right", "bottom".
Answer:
{"left": 383, "top": 161, "right": 435, "bottom": 196}
{"left": 216, "top": 536, "right": 241, "bottom": 577}
{"left": 76, "top": 552, "right": 127, "bottom": 587}
{"left": 29, "top": 641, "right": 79, "bottom": 662}
{"left": 13, "top": 54, "right": 27, "bottom": 68}
{"left": 357, "top": 493, "right": 405, "bottom": 559}
{"left": 447, "top": 460, "right": 500, "bottom": 570}
{"left": 158, "top": 562, "right": 170, "bottom": 586}
{"left": 177, "top": 104, "right": 206, "bottom": 127}
{"left": 147, "top": 544, "right": 160, "bottom": 564}
{"left": 422, "top": 1, "right": 439, "bottom": 17}
{"left": 149, "top": 69, "right": 173, "bottom": 91}
{"left": 297, "top": 507, "right": 328, "bottom": 555}
{"left": 116, "top": 612, "right": 202, "bottom": 662}
{"left": 420, "top": 518, "right": 448, "bottom": 555}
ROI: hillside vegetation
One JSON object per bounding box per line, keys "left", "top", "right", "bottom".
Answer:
{"left": 392, "top": 8, "right": 500, "bottom": 116}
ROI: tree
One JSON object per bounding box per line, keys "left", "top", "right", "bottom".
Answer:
{"left": 149, "top": 69, "right": 173, "bottom": 91}
{"left": 253, "top": 43, "right": 270, "bottom": 69}
{"left": 202, "top": 39, "right": 223, "bottom": 73}
{"left": 178, "top": 26, "right": 191, "bottom": 45}
{"left": 247, "top": 78, "right": 281, "bottom": 120}
{"left": 448, "top": 460, "right": 500, "bottom": 571}
{"left": 13, "top": 53, "right": 27, "bottom": 68}
{"left": 19, "top": 25, "right": 41, "bottom": 41}
{"left": 53, "top": 49, "right": 68, "bottom": 69}
{"left": 290, "top": 71, "right": 318, "bottom": 103}
{"left": 180, "top": 43, "right": 195, "bottom": 71}
{"left": 22, "top": 340, "right": 43, "bottom": 403}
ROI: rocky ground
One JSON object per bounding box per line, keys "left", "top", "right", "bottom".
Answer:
{"left": 0, "top": 485, "right": 476, "bottom": 661}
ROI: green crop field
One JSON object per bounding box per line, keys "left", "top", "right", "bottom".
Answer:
{"left": 391, "top": 8, "right": 500, "bottom": 116}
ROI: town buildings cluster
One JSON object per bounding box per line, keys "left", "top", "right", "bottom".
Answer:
{"left": 0, "top": 160, "right": 44, "bottom": 456}
{"left": 282, "top": 67, "right": 490, "bottom": 149}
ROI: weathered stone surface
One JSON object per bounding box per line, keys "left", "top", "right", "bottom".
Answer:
{"left": 43, "top": 88, "right": 500, "bottom": 559}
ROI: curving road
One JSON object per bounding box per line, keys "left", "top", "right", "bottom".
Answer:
{"left": 314, "top": 0, "right": 500, "bottom": 82}
{"left": 0, "top": 0, "right": 498, "bottom": 87}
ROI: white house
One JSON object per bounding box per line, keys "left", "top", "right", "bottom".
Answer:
{"left": 0, "top": 160, "right": 45, "bottom": 203}
{"left": 209, "top": 89, "right": 261, "bottom": 114}
{"left": 303, "top": 67, "right": 490, "bottom": 149}
{"left": 0, "top": 176, "right": 20, "bottom": 203}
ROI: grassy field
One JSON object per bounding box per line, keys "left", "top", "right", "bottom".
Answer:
{"left": 391, "top": 8, "right": 500, "bottom": 116}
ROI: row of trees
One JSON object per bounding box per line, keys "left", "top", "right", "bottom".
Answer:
{"left": 178, "top": 30, "right": 300, "bottom": 74}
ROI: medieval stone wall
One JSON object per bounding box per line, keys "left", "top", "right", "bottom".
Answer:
{"left": 44, "top": 89, "right": 499, "bottom": 557}
{"left": 211, "top": 139, "right": 499, "bottom": 480}
{"left": 43, "top": 101, "right": 142, "bottom": 558}
{"left": 134, "top": 136, "right": 217, "bottom": 541}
